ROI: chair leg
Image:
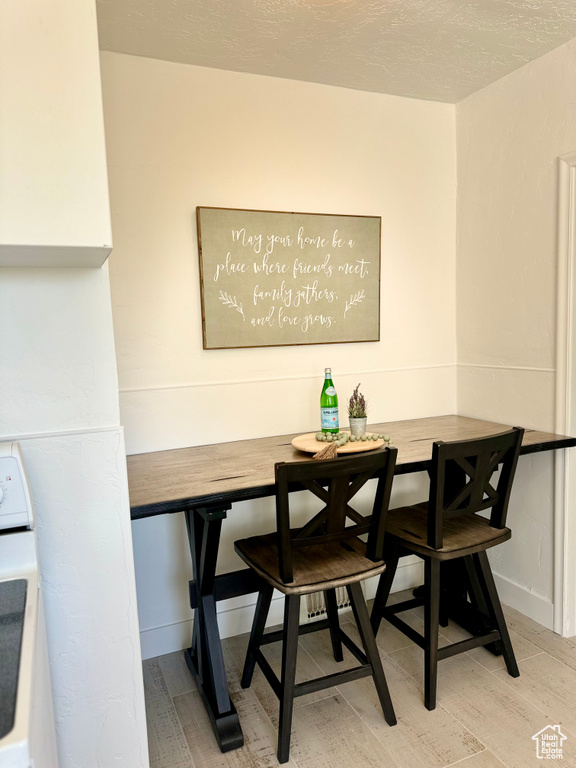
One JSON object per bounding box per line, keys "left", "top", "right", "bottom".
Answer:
{"left": 348, "top": 581, "right": 396, "bottom": 726}
{"left": 439, "top": 598, "right": 449, "bottom": 628}
{"left": 473, "top": 551, "right": 520, "bottom": 678}
{"left": 241, "top": 583, "right": 274, "bottom": 689}
{"left": 424, "top": 558, "right": 441, "bottom": 711}
{"left": 439, "top": 565, "right": 449, "bottom": 628}
{"left": 325, "top": 589, "right": 343, "bottom": 662}
{"left": 278, "top": 594, "right": 300, "bottom": 764}
{"left": 371, "top": 545, "right": 400, "bottom": 636}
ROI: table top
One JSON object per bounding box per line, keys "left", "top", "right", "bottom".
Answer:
{"left": 127, "top": 415, "right": 576, "bottom": 520}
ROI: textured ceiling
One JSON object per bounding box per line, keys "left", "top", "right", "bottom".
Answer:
{"left": 96, "top": 0, "right": 576, "bottom": 102}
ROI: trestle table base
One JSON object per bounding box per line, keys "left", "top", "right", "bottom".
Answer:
{"left": 184, "top": 505, "right": 246, "bottom": 752}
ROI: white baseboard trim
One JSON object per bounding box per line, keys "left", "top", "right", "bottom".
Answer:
{"left": 492, "top": 571, "right": 554, "bottom": 631}
{"left": 140, "top": 619, "right": 193, "bottom": 661}
{"left": 139, "top": 559, "right": 424, "bottom": 660}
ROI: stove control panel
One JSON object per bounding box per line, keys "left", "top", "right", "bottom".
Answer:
{"left": 0, "top": 442, "right": 34, "bottom": 531}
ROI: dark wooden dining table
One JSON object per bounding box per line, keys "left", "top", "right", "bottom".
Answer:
{"left": 127, "top": 414, "right": 576, "bottom": 753}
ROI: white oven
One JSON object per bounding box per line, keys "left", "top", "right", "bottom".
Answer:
{"left": 0, "top": 442, "right": 58, "bottom": 768}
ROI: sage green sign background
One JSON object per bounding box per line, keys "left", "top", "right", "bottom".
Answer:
{"left": 197, "top": 207, "right": 381, "bottom": 349}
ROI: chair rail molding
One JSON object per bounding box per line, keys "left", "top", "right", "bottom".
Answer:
{"left": 554, "top": 149, "right": 576, "bottom": 637}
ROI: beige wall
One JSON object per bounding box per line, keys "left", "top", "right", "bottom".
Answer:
{"left": 101, "top": 52, "right": 457, "bottom": 655}
{"left": 457, "top": 37, "right": 576, "bottom": 621}
{"left": 0, "top": 0, "right": 112, "bottom": 262}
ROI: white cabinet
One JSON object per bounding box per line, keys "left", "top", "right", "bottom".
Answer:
{"left": 0, "top": 0, "right": 113, "bottom": 267}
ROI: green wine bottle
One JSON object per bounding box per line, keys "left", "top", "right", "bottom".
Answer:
{"left": 320, "top": 368, "right": 339, "bottom": 433}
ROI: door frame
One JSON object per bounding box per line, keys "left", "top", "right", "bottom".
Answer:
{"left": 554, "top": 149, "right": 576, "bottom": 636}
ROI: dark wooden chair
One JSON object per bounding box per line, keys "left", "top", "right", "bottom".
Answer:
{"left": 234, "top": 448, "right": 398, "bottom": 764}
{"left": 370, "top": 427, "right": 524, "bottom": 711}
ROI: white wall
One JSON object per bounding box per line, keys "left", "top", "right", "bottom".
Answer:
{"left": 457, "top": 37, "right": 576, "bottom": 627}
{"left": 0, "top": 1, "right": 112, "bottom": 266}
{"left": 1, "top": 272, "right": 148, "bottom": 768}
{"left": 101, "top": 52, "right": 457, "bottom": 656}
{"left": 1, "top": 2, "right": 148, "bottom": 766}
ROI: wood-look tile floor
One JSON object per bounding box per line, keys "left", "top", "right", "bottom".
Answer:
{"left": 143, "top": 591, "right": 576, "bottom": 768}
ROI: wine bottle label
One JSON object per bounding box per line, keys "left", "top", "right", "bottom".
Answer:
{"left": 321, "top": 407, "right": 339, "bottom": 429}
{"left": 324, "top": 386, "right": 336, "bottom": 396}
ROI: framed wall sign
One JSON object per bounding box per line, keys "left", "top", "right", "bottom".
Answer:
{"left": 197, "top": 207, "right": 381, "bottom": 350}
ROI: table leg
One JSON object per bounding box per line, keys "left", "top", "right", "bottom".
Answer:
{"left": 414, "top": 561, "right": 504, "bottom": 657}
{"left": 441, "top": 463, "right": 504, "bottom": 656}
{"left": 412, "top": 462, "right": 504, "bottom": 655}
{"left": 411, "top": 566, "right": 503, "bottom": 660}
{"left": 184, "top": 506, "right": 244, "bottom": 752}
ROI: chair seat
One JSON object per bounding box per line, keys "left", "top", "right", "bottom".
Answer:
{"left": 234, "top": 533, "right": 387, "bottom": 595}
{"left": 386, "top": 503, "right": 511, "bottom": 561}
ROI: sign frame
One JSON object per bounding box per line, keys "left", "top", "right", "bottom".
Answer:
{"left": 197, "top": 206, "right": 381, "bottom": 350}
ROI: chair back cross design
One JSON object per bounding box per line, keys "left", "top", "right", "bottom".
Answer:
{"left": 428, "top": 427, "right": 524, "bottom": 550}
{"left": 275, "top": 448, "right": 397, "bottom": 584}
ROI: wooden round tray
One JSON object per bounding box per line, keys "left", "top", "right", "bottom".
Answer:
{"left": 291, "top": 432, "right": 385, "bottom": 455}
